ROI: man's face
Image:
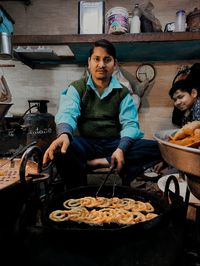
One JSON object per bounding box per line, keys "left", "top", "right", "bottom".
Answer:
{"left": 88, "top": 47, "right": 116, "bottom": 83}
{"left": 172, "top": 89, "right": 198, "bottom": 111}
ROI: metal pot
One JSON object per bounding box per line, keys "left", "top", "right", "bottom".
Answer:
{"left": 0, "top": 32, "right": 12, "bottom": 60}
{"left": 154, "top": 129, "right": 200, "bottom": 199}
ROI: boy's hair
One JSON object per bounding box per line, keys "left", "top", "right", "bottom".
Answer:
{"left": 89, "top": 39, "right": 116, "bottom": 60}
{"left": 169, "top": 79, "right": 199, "bottom": 98}
{"left": 169, "top": 62, "right": 200, "bottom": 98}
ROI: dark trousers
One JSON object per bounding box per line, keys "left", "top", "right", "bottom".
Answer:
{"left": 54, "top": 136, "right": 162, "bottom": 188}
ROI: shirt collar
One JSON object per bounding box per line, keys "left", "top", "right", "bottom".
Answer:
{"left": 87, "top": 74, "right": 123, "bottom": 91}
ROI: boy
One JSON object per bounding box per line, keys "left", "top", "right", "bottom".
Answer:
{"left": 169, "top": 78, "right": 200, "bottom": 126}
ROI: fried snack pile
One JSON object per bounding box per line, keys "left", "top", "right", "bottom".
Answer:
{"left": 49, "top": 196, "right": 158, "bottom": 225}
{"left": 169, "top": 121, "right": 200, "bottom": 148}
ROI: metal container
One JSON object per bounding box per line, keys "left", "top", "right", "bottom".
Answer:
{"left": 154, "top": 129, "right": 200, "bottom": 199}
{"left": 0, "top": 32, "right": 12, "bottom": 59}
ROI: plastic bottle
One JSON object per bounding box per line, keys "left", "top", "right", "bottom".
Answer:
{"left": 130, "top": 3, "right": 141, "bottom": 33}
{"left": 175, "top": 9, "right": 186, "bottom": 32}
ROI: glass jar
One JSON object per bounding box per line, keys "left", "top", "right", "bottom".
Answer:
{"left": 175, "top": 9, "right": 186, "bottom": 32}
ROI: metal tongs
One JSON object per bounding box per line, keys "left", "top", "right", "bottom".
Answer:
{"left": 95, "top": 166, "right": 117, "bottom": 197}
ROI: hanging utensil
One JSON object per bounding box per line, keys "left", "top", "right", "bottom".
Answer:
{"left": 0, "top": 75, "right": 12, "bottom": 102}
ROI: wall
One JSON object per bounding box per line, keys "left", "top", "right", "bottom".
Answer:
{"left": 0, "top": 0, "right": 199, "bottom": 138}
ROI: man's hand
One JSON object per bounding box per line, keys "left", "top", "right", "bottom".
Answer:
{"left": 111, "top": 148, "right": 125, "bottom": 172}
{"left": 43, "top": 134, "right": 70, "bottom": 165}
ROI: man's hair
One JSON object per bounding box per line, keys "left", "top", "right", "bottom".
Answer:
{"left": 89, "top": 39, "right": 116, "bottom": 59}
{"left": 169, "top": 79, "right": 199, "bottom": 98}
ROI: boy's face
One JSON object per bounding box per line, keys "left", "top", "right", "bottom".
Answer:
{"left": 172, "top": 89, "right": 198, "bottom": 111}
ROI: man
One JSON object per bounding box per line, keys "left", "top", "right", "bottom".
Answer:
{"left": 43, "top": 39, "right": 163, "bottom": 188}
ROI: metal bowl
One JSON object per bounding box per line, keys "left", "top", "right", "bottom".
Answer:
{"left": 154, "top": 129, "right": 200, "bottom": 199}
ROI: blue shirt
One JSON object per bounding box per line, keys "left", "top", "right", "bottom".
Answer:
{"left": 182, "top": 97, "right": 200, "bottom": 125}
{"left": 55, "top": 75, "right": 144, "bottom": 152}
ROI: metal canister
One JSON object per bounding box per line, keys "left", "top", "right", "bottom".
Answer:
{"left": 0, "top": 32, "right": 12, "bottom": 59}
{"left": 23, "top": 100, "right": 56, "bottom": 153}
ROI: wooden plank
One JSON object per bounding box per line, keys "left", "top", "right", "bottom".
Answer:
{"left": 12, "top": 32, "right": 200, "bottom": 45}
{"left": 12, "top": 32, "right": 200, "bottom": 66}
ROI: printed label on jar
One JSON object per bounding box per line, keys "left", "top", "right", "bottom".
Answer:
{"left": 108, "top": 14, "right": 129, "bottom": 33}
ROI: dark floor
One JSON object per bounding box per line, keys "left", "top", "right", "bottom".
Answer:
{"left": 179, "top": 220, "right": 200, "bottom": 266}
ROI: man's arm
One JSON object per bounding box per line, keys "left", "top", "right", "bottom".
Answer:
{"left": 55, "top": 85, "right": 81, "bottom": 137}
{"left": 118, "top": 93, "right": 144, "bottom": 153}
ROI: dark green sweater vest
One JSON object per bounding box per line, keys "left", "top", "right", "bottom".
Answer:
{"left": 70, "top": 78, "right": 130, "bottom": 138}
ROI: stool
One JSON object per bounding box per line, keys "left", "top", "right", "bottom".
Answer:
{"left": 49, "top": 164, "right": 130, "bottom": 194}
{"left": 86, "top": 167, "right": 130, "bottom": 186}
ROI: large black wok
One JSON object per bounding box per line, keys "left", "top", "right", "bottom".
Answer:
{"left": 15, "top": 175, "right": 187, "bottom": 266}
{"left": 41, "top": 177, "right": 183, "bottom": 231}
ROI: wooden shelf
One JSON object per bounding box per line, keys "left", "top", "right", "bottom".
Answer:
{"left": 12, "top": 32, "right": 200, "bottom": 68}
